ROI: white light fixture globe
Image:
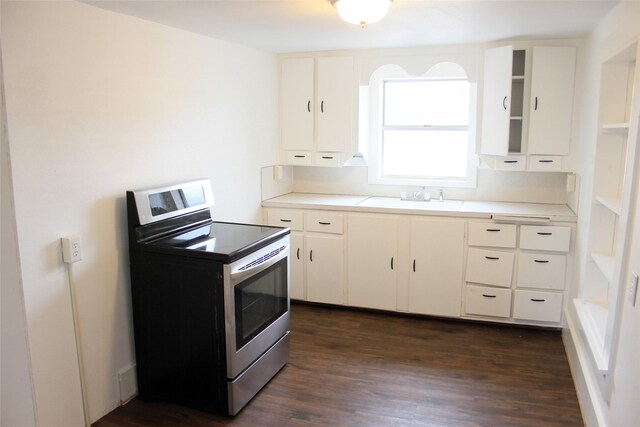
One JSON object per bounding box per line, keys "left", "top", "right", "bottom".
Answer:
{"left": 333, "top": 0, "right": 391, "bottom": 28}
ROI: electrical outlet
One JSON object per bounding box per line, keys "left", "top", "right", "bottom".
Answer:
{"left": 628, "top": 272, "right": 639, "bottom": 307}
{"left": 61, "top": 235, "right": 82, "bottom": 263}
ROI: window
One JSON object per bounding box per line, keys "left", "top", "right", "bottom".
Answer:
{"left": 366, "top": 62, "right": 477, "bottom": 187}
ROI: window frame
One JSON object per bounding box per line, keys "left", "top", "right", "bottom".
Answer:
{"left": 366, "top": 62, "right": 478, "bottom": 188}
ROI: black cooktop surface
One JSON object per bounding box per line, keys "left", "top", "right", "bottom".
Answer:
{"left": 146, "top": 221, "right": 289, "bottom": 262}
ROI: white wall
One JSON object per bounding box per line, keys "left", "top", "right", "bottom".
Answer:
{"left": 565, "top": 1, "right": 640, "bottom": 426}
{"left": 0, "top": 1, "right": 279, "bottom": 425}
{"left": 1, "top": 40, "right": 38, "bottom": 427}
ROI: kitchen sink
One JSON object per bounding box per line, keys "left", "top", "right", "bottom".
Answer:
{"left": 356, "top": 197, "right": 463, "bottom": 211}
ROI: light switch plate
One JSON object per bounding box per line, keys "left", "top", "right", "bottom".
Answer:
{"left": 629, "top": 272, "right": 639, "bottom": 307}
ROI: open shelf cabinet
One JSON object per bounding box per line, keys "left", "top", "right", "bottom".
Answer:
{"left": 575, "top": 41, "right": 640, "bottom": 394}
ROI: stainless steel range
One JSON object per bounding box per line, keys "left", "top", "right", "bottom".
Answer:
{"left": 126, "top": 179, "right": 290, "bottom": 415}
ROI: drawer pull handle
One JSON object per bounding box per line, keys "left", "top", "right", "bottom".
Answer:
{"left": 482, "top": 294, "right": 497, "bottom": 298}
{"left": 538, "top": 160, "right": 554, "bottom": 163}
{"left": 537, "top": 232, "right": 552, "bottom": 236}
{"left": 413, "top": 259, "right": 416, "bottom": 272}
{"left": 502, "top": 96, "right": 508, "bottom": 110}
{"left": 279, "top": 219, "right": 292, "bottom": 223}
{"left": 307, "top": 100, "right": 311, "bottom": 112}
{"left": 318, "top": 221, "right": 331, "bottom": 225}
{"left": 391, "top": 257, "right": 394, "bottom": 270}
{"left": 534, "top": 259, "right": 549, "bottom": 263}
{"left": 486, "top": 228, "right": 501, "bottom": 232}
{"left": 503, "top": 160, "right": 518, "bottom": 164}
{"left": 531, "top": 298, "right": 546, "bottom": 302}
{"left": 309, "top": 250, "right": 313, "bottom": 262}
{"left": 321, "top": 156, "right": 334, "bottom": 160}
{"left": 485, "top": 256, "right": 500, "bottom": 260}
{"left": 294, "top": 155, "right": 306, "bottom": 158}
{"left": 296, "top": 248, "right": 300, "bottom": 260}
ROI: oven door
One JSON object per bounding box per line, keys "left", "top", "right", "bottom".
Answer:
{"left": 224, "top": 236, "right": 290, "bottom": 379}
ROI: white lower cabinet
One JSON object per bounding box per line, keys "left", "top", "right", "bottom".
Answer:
{"left": 465, "top": 285, "right": 512, "bottom": 318}
{"left": 266, "top": 208, "right": 344, "bottom": 304}
{"left": 306, "top": 235, "right": 344, "bottom": 305}
{"left": 266, "top": 208, "right": 572, "bottom": 328}
{"left": 289, "top": 233, "right": 305, "bottom": 300}
{"left": 464, "top": 221, "right": 571, "bottom": 326}
{"left": 466, "top": 248, "right": 515, "bottom": 288}
{"left": 513, "top": 290, "right": 563, "bottom": 323}
{"left": 347, "top": 214, "right": 398, "bottom": 310}
{"left": 409, "top": 218, "right": 465, "bottom": 317}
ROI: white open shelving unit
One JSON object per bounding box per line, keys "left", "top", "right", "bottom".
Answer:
{"left": 575, "top": 41, "right": 640, "bottom": 390}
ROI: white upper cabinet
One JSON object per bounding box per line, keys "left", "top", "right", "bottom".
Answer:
{"left": 480, "top": 45, "right": 577, "bottom": 170}
{"left": 527, "top": 46, "right": 577, "bottom": 155}
{"left": 281, "top": 58, "right": 314, "bottom": 151}
{"left": 280, "top": 55, "right": 356, "bottom": 166}
{"left": 481, "top": 45, "right": 515, "bottom": 156}
{"left": 316, "top": 56, "right": 354, "bottom": 153}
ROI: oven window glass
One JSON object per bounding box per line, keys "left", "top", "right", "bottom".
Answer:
{"left": 148, "top": 184, "right": 206, "bottom": 217}
{"left": 234, "top": 258, "right": 288, "bottom": 350}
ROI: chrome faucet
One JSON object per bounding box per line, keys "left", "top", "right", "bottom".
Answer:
{"left": 438, "top": 189, "right": 444, "bottom": 202}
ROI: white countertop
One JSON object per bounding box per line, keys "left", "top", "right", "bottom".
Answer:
{"left": 262, "top": 193, "right": 577, "bottom": 223}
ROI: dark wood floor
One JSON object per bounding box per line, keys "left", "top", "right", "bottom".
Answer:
{"left": 94, "top": 303, "right": 583, "bottom": 427}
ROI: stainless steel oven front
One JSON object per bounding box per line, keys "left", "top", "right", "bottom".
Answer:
{"left": 223, "top": 235, "right": 290, "bottom": 380}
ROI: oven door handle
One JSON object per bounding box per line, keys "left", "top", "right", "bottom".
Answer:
{"left": 228, "top": 244, "right": 289, "bottom": 286}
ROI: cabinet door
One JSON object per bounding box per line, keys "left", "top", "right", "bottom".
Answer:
{"left": 480, "top": 45, "right": 513, "bottom": 156}
{"left": 347, "top": 214, "right": 398, "bottom": 310}
{"left": 409, "top": 218, "right": 465, "bottom": 317}
{"left": 281, "top": 58, "right": 314, "bottom": 151}
{"left": 316, "top": 56, "right": 354, "bottom": 153}
{"left": 289, "top": 233, "right": 305, "bottom": 300}
{"left": 528, "top": 47, "right": 576, "bottom": 155}
{"left": 306, "top": 235, "right": 344, "bottom": 305}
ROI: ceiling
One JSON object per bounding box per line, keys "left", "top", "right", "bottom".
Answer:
{"left": 83, "top": 0, "right": 620, "bottom": 53}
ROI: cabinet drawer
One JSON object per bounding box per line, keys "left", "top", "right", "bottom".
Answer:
{"left": 517, "top": 253, "right": 566, "bottom": 290}
{"left": 513, "top": 290, "right": 563, "bottom": 323}
{"left": 313, "top": 152, "right": 342, "bottom": 167}
{"left": 466, "top": 248, "right": 514, "bottom": 288}
{"left": 285, "top": 151, "right": 312, "bottom": 166}
{"left": 520, "top": 226, "right": 570, "bottom": 252}
{"left": 468, "top": 223, "right": 517, "bottom": 248}
{"left": 494, "top": 155, "right": 526, "bottom": 171}
{"left": 266, "top": 209, "right": 303, "bottom": 231}
{"left": 305, "top": 211, "right": 344, "bottom": 234}
{"left": 528, "top": 155, "right": 563, "bottom": 172}
{"left": 465, "top": 285, "right": 512, "bottom": 318}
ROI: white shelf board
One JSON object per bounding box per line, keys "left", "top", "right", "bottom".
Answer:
{"left": 573, "top": 299, "right": 610, "bottom": 375}
{"left": 591, "top": 252, "right": 616, "bottom": 283}
{"left": 595, "top": 195, "right": 623, "bottom": 215}
{"left": 512, "top": 75, "right": 525, "bottom": 80}
{"left": 510, "top": 116, "right": 523, "bottom": 120}
{"left": 602, "top": 122, "right": 630, "bottom": 131}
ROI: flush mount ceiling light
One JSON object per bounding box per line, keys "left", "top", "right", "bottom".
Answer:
{"left": 331, "top": 0, "right": 391, "bottom": 28}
